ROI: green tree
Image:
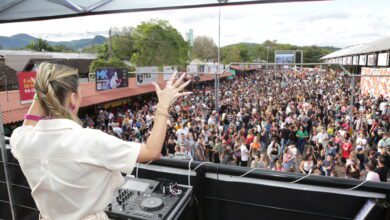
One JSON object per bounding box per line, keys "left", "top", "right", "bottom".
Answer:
{"left": 111, "top": 27, "right": 135, "bottom": 60}
{"left": 131, "top": 19, "right": 188, "bottom": 67}
{"left": 89, "top": 57, "right": 127, "bottom": 73}
{"left": 191, "top": 36, "right": 217, "bottom": 62}
{"left": 222, "top": 46, "right": 241, "bottom": 63}
{"left": 25, "top": 38, "right": 53, "bottom": 51}
{"left": 50, "top": 45, "right": 75, "bottom": 52}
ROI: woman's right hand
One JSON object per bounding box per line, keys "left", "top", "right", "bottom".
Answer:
{"left": 152, "top": 71, "right": 192, "bottom": 110}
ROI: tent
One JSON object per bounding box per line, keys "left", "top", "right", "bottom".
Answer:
{"left": 0, "top": 0, "right": 325, "bottom": 23}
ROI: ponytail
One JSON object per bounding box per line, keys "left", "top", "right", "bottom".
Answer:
{"left": 34, "top": 62, "right": 81, "bottom": 123}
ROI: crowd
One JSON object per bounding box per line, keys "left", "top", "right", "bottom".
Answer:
{"left": 82, "top": 68, "right": 390, "bottom": 182}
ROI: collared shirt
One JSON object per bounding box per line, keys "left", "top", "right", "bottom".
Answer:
{"left": 10, "top": 119, "right": 140, "bottom": 220}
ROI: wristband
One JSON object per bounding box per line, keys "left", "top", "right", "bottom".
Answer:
{"left": 155, "top": 109, "right": 169, "bottom": 117}
{"left": 24, "top": 114, "right": 42, "bottom": 121}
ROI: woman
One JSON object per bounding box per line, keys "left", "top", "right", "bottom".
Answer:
{"left": 267, "top": 138, "right": 280, "bottom": 169}
{"left": 299, "top": 154, "right": 314, "bottom": 174}
{"left": 258, "top": 153, "right": 268, "bottom": 169}
{"left": 296, "top": 125, "right": 309, "bottom": 155}
{"left": 282, "top": 148, "right": 294, "bottom": 171}
{"left": 249, "top": 136, "right": 261, "bottom": 159}
{"left": 10, "top": 63, "right": 191, "bottom": 220}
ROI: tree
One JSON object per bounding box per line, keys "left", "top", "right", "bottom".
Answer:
{"left": 89, "top": 57, "right": 127, "bottom": 73}
{"left": 25, "top": 38, "right": 52, "bottom": 51}
{"left": 222, "top": 46, "right": 241, "bottom": 63}
{"left": 111, "top": 27, "right": 135, "bottom": 60}
{"left": 131, "top": 19, "right": 188, "bottom": 67}
{"left": 191, "top": 36, "right": 217, "bottom": 62}
{"left": 50, "top": 45, "right": 75, "bottom": 53}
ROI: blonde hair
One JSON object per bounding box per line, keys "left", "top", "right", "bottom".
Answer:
{"left": 34, "top": 62, "right": 80, "bottom": 122}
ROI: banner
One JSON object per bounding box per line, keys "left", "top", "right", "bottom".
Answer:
{"left": 360, "top": 67, "right": 390, "bottom": 98}
{"left": 377, "top": 53, "right": 388, "bottom": 66}
{"left": 353, "top": 56, "right": 359, "bottom": 65}
{"left": 163, "top": 66, "right": 177, "bottom": 81}
{"left": 359, "top": 55, "right": 367, "bottom": 66}
{"left": 204, "top": 64, "right": 224, "bottom": 74}
{"left": 136, "top": 66, "right": 158, "bottom": 86}
{"left": 367, "top": 54, "right": 375, "bottom": 66}
{"left": 17, "top": 71, "right": 36, "bottom": 104}
{"left": 96, "top": 68, "right": 128, "bottom": 91}
{"left": 275, "top": 54, "right": 295, "bottom": 64}
{"left": 187, "top": 65, "right": 198, "bottom": 73}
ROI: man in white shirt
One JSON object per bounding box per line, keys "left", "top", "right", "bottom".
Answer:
{"left": 240, "top": 143, "right": 249, "bottom": 167}
{"left": 365, "top": 163, "right": 380, "bottom": 182}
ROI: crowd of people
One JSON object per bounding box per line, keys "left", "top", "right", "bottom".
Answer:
{"left": 82, "top": 68, "right": 389, "bottom": 182}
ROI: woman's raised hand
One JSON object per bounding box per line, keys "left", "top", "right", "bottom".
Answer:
{"left": 152, "top": 71, "right": 192, "bottom": 110}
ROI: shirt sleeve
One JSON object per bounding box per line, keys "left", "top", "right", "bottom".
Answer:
{"left": 95, "top": 130, "right": 141, "bottom": 173}
{"left": 9, "top": 126, "right": 33, "bottom": 159}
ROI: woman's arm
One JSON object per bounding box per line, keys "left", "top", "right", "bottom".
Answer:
{"left": 23, "top": 99, "right": 46, "bottom": 126}
{"left": 137, "top": 73, "right": 191, "bottom": 162}
{"left": 299, "top": 161, "right": 306, "bottom": 174}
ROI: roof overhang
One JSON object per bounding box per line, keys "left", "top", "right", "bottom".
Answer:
{"left": 0, "top": 0, "right": 327, "bottom": 24}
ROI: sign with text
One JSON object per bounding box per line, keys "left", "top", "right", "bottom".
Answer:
{"left": 163, "top": 66, "right": 177, "bottom": 81}
{"left": 17, "top": 71, "right": 36, "bottom": 104}
{"left": 136, "top": 66, "right": 158, "bottom": 86}
{"left": 96, "top": 68, "right": 128, "bottom": 91}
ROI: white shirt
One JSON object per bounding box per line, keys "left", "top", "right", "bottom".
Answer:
{"left": 366, "top": 171, "right": 380, "bottom": 182}
{"left": 240, "top": 144, "right": 249, "bottom": 161}
{"left": 10, "top": 119, "right": 140, "bottom": 220}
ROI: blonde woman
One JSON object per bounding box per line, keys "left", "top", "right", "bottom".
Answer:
{"left": 10, "top": 63, "right": 191, "bottom": 220}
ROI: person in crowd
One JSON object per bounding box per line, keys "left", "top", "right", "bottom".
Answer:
{"left": 300, "top": 154, "right": 314, "bottom": 175}
{"left": 296, "top": 125, "right": 309, "bottom": 155}
{"left": 365, "top": 163, "right": 380, "bottom": 182}
{"left": 375, "top": 156, "right": 389, "bottom": 182}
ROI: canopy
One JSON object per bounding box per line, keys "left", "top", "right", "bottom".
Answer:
{"left": 0, "top": 0, "right": 326, "bottom": 23}
{"left": 321, "top": 36, "right": 390, "bottom": 60}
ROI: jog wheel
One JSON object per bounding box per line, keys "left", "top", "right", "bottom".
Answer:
{"left": 140, "top": 197, "right": 164, "bottom": 211}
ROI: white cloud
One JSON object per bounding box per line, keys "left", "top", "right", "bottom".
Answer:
{"left": 0, "top": 0, "right": 389, "bottom": 48}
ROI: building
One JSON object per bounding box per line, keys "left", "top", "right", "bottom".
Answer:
{"left": 321, "top": 36, "right": 390, "bottom": 69}
{"left": 0, "top": 50, "right": 96, "bottom": 91}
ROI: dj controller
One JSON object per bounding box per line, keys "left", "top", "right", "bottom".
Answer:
{"left": 105, "top": 177, "right": 192, "bottom": 220}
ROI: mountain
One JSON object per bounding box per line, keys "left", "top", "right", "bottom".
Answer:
{"left": 0, "top": 34, "right": 107, "bottom": 50}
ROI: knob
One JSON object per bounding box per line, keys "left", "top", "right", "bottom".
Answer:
{"left": 158, "top": 213, "right": 163, "bottom": 218}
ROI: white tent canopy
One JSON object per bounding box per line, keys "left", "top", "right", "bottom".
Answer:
{"left": 0, "top": 0, "right": 325, "bottom": 23}
{"left": 321, "top": 36, "right": 390, "bottom": 59}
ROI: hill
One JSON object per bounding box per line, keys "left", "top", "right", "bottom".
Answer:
{"left": 0, "top": 34, "right": 107, "bottom": 50}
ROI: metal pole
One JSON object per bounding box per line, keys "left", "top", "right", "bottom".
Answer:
{"left": 5, "top": 71, "right": 9, "bottom": 102}
{"left": 349, "top": 74, "right": 354, "bottom": 130}
{"left": 0, "top": 107, "right": 16, "bottom": 220}
{"left": 108, "top": 28, "right": 112, "bottom": 60}
{"left": 215, "top": 4, "right": 221, "bottom": 114}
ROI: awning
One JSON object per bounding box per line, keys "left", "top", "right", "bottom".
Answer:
{"left": 0, "top": 0, "right": 326, "bottom": 24}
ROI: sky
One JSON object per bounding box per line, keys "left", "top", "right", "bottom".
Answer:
{"left": 0, "top": 0, "right": 389, "bottom": 48}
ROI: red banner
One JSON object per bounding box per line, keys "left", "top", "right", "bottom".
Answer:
{"left": 17, "top": 71, "right": 36, "bottom": 104}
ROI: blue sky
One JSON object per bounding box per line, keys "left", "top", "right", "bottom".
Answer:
{"left": 0, "top": 0, "right": 389, "bottom": 48}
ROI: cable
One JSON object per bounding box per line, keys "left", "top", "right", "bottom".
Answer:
{"left": 135, "top": 162, "right": 140, "bottom": 178}
{"left": 291, "top": 169, "right": 313, "bottom": 183}
{"left": 135, "top": 160, "right": 153, "bottom": 178}
{"left": 239, "top": 168, "right": 263, "bottom": 177}
{"left": 188, "top": 159, "right": 193, "bottom": 186}
{"left": 347, "top": 180, "right": 368, "bottom": 190}
{"left": 187, "top": 159, "right": 213, "bottom": 186}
